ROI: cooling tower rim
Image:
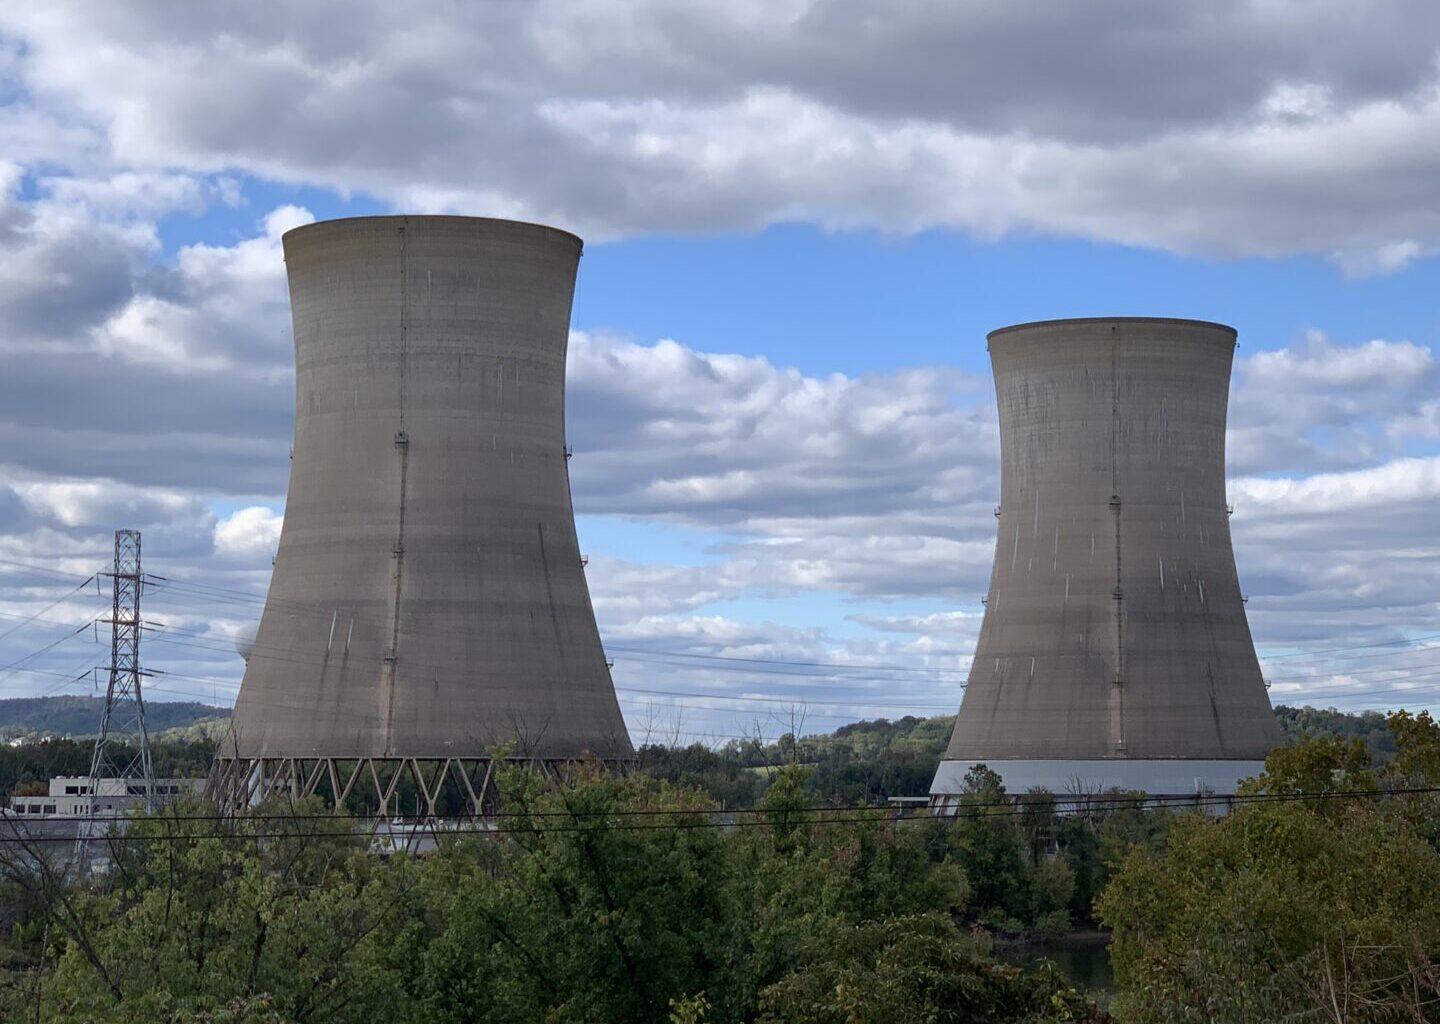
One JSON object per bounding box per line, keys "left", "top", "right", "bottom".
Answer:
{"left": 987, "top": 316, "right": 1236, "bottom": 340}
{"left": 281, "top": 214, "right": 583, "bottom": 250}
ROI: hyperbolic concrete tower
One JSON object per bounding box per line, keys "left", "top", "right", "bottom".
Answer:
{"left": 931, "top": 318, "right": 1282, "bottom": 802}
{"left": 211, "top": 216, "right": 633, "bottom": 813}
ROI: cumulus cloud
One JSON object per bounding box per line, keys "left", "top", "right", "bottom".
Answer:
{"left": 95, "top": 202, "right": 309, "bottom": 370}
{"left": 1228, "top": 333, "right": 1440, "bottom": 474}
{"left": 0, "top": 175, "right": 137, "bottom": 352}
{"left": 213, "top": 506, "right": 283, "bottom": 562}
{"left": 568, "top": 333, "right": 993, "bottom": 525}
{"left": 0, "top": 192, "right": 299, "bottom": 493}
{"left": 3, "top": 3, "right": 1440, "bottom": 263}
{"left": 1232, "top": 456, "right": 1440, "bottom": 660}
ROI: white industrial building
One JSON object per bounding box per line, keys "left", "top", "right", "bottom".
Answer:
{"left": 6, "top": 776, "right": 201, "bottom": 818}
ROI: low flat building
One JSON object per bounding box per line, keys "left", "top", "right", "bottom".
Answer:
{"left": 6, "top": 776, "right": 201, "bottom": 818}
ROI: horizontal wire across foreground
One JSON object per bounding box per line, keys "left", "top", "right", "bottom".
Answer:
{"left": 5, "top": 787, "right": 1439, "bottom": 846}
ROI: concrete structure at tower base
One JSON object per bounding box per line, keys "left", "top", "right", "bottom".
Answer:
{"left": 929, "top": 758, "right": 1265, "bottom": 809}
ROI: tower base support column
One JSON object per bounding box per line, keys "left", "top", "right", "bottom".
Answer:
{"left": 205, "top": 755, "right": 632, "bottom": 818}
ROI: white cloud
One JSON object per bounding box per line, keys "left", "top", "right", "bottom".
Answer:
{"left": 11, "top": 476, "right": 203, "bottom": 531}
{"left": 94, "top": 203, "right": 309, "bottom": 371}
{"left": 1332, "top": 240, "right": 1432, "bottom": 278}
{"left": 0, "top": 154, "right": 1436, "bottom": 725}
{"left": 568, "top": 332, "right": 993, "bottom": 525}
{"left": 213, "top": 506, "right": 283, "bottom": 562}
{"left": 1233, "top": 456, "right": 1440, "bottom": 518}
{"left": 1228, "top": 333, "right": 1440, "bottom": 474}
{"left": 1389, "top": 402, "right": 1440, "bottom": 442}
{"left": 3, "top": 3, "right": 1440, "bottom": 262}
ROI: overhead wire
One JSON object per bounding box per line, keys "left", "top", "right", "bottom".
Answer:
{"left": 6, "top": 786, "right": 1440, "bottom": 845}
{"left": 0, "top": 573, "right": 99, "bottom": 645}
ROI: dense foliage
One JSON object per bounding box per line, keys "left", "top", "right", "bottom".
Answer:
{"left": 1272, "top": 703, "right": 1397, "bottom": 763}
{"left": 1100, "top": 710, "right": 1440, "bottom": 1022}
{"left": 0, "top": 764, "right": 1114, "bottom": 1023}
{"left": 5, "top": 707, "right": 1437, "bottom": 1021}
{"left": 638, "top": 713, "right": 955, "bottom": 809}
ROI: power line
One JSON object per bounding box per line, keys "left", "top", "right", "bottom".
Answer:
{"left": 618, "top": 686, "right": 953, "bottom": 711}
{"left": 142, "top": 574, "right": 1440, "bottom": 683}
{"left": 0, "top": 557, "right": 99, "bottom": 579}
{"left": 39, "top": 637, "right": 1440, "bottom": 721}
{"left": 6, "top": 786, "right": 1439, "bottom": 845}
{"left": 604, "top": 644, "right": 969, "bottom": 676}
{"left": 0, "top": 574, "right": 98, "bottom": 645}
{"left": 1257, "top": 632, "right": 1440, "bottom": 661}
{"left": 0, "top": 621, "right": 99, "bottom": 683}
{"left": 1264, "top": 646, "right": 1440, "bottom": 677}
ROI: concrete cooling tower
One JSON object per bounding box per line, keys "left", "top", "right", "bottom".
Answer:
{"left": 931, "top": 318, "right": 1282, "bottom": 805}
{"left": 210, "top": 216, "right": 633, "bottom": 814}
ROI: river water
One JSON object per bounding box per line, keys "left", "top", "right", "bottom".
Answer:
{"left": 996, "top": 932, "right": 1116, "bottom": 996}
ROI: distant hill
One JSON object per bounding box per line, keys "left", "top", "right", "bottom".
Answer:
{"left": 0, "top": 696, "right": 230, "bottom": 740}
{"left": 0, "top": 695, "right": 1404, "bottom": 762}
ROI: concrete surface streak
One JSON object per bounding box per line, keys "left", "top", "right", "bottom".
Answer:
{"left": 937, "top": 318, "right": 1281, "bottom": 784}
{"left": 228, "top": 216, "right": 633, "bottom": 761}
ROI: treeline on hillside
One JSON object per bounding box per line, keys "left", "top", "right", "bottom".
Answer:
{"left": 0, "top": 697, "right": 228, "bottom": 739}
{"left": 0, "top": 704, "right": 1399, "bottom": 808}
{"left": 639, "top": 714, "right": 954, "bottom": 809}
{"left": 1273, "top": 704, "right": 1396, "bottom": 761}
{"left": 643, "top": 705, "right": 1401, "bottom": 809}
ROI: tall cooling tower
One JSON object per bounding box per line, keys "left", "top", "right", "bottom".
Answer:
{"left": 210, "top": 216, "right": 633, "bottom": 813}
{"left": 931, "top": 318, "right": 1281, "bottom": 804}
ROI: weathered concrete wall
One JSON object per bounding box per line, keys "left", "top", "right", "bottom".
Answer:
{"left": 940, "top": 318, "right": 1282, "bottom": 770}
{"left": 228, "top": 216, "right": 633, "bottom": 760}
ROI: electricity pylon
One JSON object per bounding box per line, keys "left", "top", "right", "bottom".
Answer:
{"left": 75, "top": 529, "right": 154, "bottom": 865}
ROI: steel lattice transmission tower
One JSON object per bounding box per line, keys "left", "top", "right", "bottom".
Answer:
{"left": 77, "top": 530, "right": 155, "bottom": 857}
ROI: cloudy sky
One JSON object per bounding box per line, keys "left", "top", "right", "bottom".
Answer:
{"left": 1, "top": 2, "right": 1437, "bottom": 745}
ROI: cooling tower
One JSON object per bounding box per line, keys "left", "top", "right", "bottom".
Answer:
{"left": 931, "top": 318, "right": 1282, "bottom": 804}
{"left": 211, "top": 216, "right": 633, "bottom": 813}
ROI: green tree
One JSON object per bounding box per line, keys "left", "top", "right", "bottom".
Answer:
{"left": 1100, "top": 723, "right": 1440, "bottom": 1022}
{"left": 754, "top": 914, "right": 1107, "bottom": 1024}
{"left": 945, "top": 765, "right": 1033, "bottom": 928}
{"left": 409, "top": 763, "right": 749, "bottom": 1023}
{"left": 2, "top": 798, "right": 413, "bottom": 1023}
